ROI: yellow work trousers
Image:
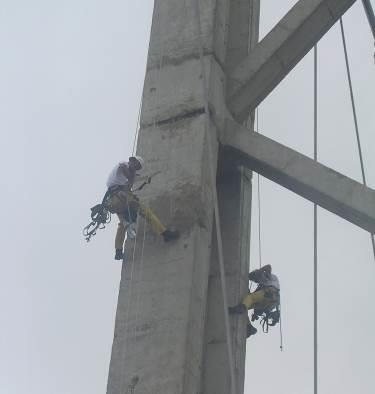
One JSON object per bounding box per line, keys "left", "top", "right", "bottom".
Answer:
{"left": 107, "top": 190, "right": 167, "bottom": 250}
{"left": 241, "top": 287, "right": 279, "bottom": 311}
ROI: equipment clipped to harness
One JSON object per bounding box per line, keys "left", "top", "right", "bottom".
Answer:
{"left": 251, "top": 307, "right": 280, "bottom": 333}
{"left": 83, "top": 171, "right": 160, "bottom": 242}
{"left": 83, "top": 202, "right": 111, "bottom": 242}
{"left": 82, "top": 188, "right": 115, "bottom": 242}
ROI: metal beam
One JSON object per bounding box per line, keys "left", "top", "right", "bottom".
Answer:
{"left": 227, "top": 0, "right": 357, "bottom": 122}
{"left": 220, "top": 120, "right": 375, "bottom": 233}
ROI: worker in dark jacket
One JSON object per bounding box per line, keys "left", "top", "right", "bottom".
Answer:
{"left": 106, "top": 156, "right": 179, "bottom": 260}
{"left": 229, "top": 264, "right": 280, "bottom": 337}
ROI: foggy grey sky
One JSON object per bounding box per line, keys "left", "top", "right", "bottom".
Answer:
{"left": 0, "top": 1, "right": 374, "bottom": 394}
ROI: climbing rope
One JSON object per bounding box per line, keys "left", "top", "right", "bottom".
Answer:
{"left": 193, "top": 1, "right": 236, "bottom": 393}
{"left": 255, "top": 108, "right": 263, "bottom": 269}
{"left": 132, "top": 100, "right": 143, "bottom": 156}
{"left": 120, "top": 2, "right": 168, "bottom": 388}
{"left": 313, "top": 44, "right": 318, "bottom": 394}
{"left": 339, "top": 17, "right": 375, "bottom": 261}
{"left": 119, "top": 214, "right": 140, "bottom": 392}
{"left": 128, "top": 217, "right": 147, "bottom": 392}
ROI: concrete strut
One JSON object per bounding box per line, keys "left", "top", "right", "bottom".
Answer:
{"left": 227, "top": 0, "right": 358, "bottom": 122}
{"left": 221, "top": 120, "right": 375, "bottom": 234}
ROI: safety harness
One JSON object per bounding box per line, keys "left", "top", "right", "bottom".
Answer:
{"left": 82, "top": 171, "right": 160, "bottom": 242}
{"left": 252, "top": 305, "right": 280, "bottom": 333}
{"left": 250, "top": 285, "right": 281, "bottom": 333}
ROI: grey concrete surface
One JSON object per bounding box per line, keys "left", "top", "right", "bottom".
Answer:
{"left": 201, "top": 2, "right": 259, "bottom": 394}
{"left": 227, "top": 0, "right": 358, "bottom": 122}
{"left": 107, "top": 1, "right": 234, "bottom": 393}
{"left": 221, "top": 119, "right": 375, "bottom": 234}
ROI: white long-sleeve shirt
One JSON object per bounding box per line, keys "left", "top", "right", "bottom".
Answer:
{"left": 106, "top": 162, "right": 135, "bottom": 189}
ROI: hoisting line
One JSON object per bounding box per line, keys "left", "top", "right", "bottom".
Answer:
{"left": 339, "top": 17, "right": 375, "bottom": 261}
{"left": 313, "top": 44, "right": 318, "bottom": 394}
{"left": 193, "top": 1, "right": 237, "bottom": 393}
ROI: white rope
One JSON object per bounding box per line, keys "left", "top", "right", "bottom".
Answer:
{"left": 132, "top": 100, "right": 142, "bottom": 156}
{"left": 119, "top": 215, "right": 140, "bottom": 392}
{"left": 313, "top": 44, "right": 318, "bottom": 394}
{"left": 127, "top": 217, "right": 148, "bottom": 389}
{"left": 193, "top": 1, "right": 237, "bottom": 393}
{"left": 121, "top": 0, "right": 167, "bottom": 387}
{"left": 339, "top": 17, "right": 375, "bottom": 261}
{"left": 255, "top": 108, "right": 263, "bottom": 269}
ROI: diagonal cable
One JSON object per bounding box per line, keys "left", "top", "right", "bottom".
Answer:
{"left": 339, "top": 17, "right": 375, "bottom": 260}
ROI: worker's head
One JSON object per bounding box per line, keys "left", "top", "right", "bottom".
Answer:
{"left": 262, "top": 264, "right": 272, "bottom": 274}
{"left": 260, "top": 264, "right": 272, "bottom": 280}
{"left": 129, "top": 156, "right": 144, "bottom": 171}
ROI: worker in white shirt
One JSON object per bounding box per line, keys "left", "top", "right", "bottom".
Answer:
{"left": 229, "top": 264, "right": 280, "bottom": 337}
{"left": 106, "top": 156, "right": 179, "bottom": 260}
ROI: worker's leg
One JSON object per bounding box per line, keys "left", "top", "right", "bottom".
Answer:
{"left": 137, "top": 202, "right": 166, "bottom": 235}
{"left": 247, "top": 315, "right": 257, "bottom": 338}
{"left": 126, "top": 192, "right": 179, "bottom": 241}
{"left": 229, "top": 289, "right": 268, "bottom": 315}
{"left": 115, "top": 215, "right": 126, "bottom": 250}
{"left": 114, "top": 215, "right": 126, "bottom": 260}
{"left": 241, "top": 289, "right": 268, "bottom": 310}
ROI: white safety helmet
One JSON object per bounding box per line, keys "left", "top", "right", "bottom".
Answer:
{"left": 129, "top": 155, "right": 145, "bottom": 170}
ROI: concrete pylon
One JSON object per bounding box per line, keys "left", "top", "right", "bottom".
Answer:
{"left": 107, "top": 1, "right": 259, "bottom": 393}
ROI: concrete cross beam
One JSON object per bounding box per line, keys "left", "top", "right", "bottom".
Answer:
{"left": 220, "top": 120, "right": 375, "bottom": 233}
{"left": 227, "top": 0, "right": 357, "bottom": 122}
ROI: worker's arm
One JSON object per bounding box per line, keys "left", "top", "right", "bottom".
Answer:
{"left": 248, "top": 268, "right": 262, "bottom": 283}
{"left": 118, "top": 163, "right": 131, "bottom": 179}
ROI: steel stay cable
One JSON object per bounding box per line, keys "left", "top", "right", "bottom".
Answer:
{"left": 339, "top": 17, "right": 375, "bottom": 261}
{"left": 193, "top": 1, "right": 236, "bottom": 393}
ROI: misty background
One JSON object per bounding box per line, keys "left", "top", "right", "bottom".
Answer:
{"left": 0, "top": 1, "right": 374, "bottom": 393}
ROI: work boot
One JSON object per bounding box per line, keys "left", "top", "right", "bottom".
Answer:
{"left": 162, "top": 229, "right": 180, "bottom": 242}
{"left": 247, "top": 322, "right": 257, "bottom": 338}
{"left": 228, "top": 304, "right": 247, "bottom": 315}
{"left": 115, "top": 249, "right": 124, "bottom": 261}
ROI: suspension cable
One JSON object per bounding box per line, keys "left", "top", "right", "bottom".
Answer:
{"left": 339, "top": 17, "right": 375, "bottom": 261}
{"left": 193, "top": 1, "right": 236, "bottom": 393}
